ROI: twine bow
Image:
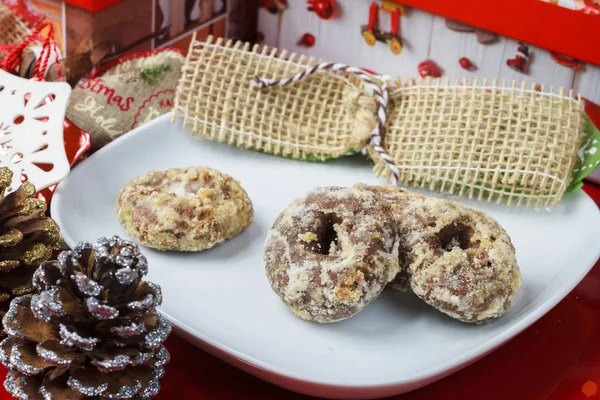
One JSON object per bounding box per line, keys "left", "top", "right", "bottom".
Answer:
{"left": 250, "top": 62, "right": 400, "bottom": 185}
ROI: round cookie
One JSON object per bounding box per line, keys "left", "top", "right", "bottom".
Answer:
{"left": 264, "top": 186, "right": 400, "bottom": 323}
{"left": 117, "top": 167, "right": 253, "bottom": 251}
{"left": 399, "top": 198, "right": 521, "bottom": 323}
{"left": 353, "top": 183, "right": 425, "bottom": 291}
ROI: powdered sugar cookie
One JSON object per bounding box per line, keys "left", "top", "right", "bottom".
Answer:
{"left": 353, "top": 183, "right": 425, "bottom": 291}
{"left": 117, "top": 167, "right": 253, "bottom": 251}
{"left": 399, "top": 198, "right": 521, "bottom": 323}
{"left": 264, "top": 186, "right": 400, "bottom": 323}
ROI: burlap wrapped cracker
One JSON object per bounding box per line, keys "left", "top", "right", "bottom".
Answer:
{"left": 67, "top": 48, "right": 185, "bottom": 150}
{"left": 173, "top": 35, "right": 587, "bottom": 208}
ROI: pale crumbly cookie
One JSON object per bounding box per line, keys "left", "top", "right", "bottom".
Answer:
{"left": 399, "top": 198, "right": 521, "bottom": 324}
{"left": 353, "top": 183, "right": 425, "bottom": 291}
{"left": 116, "top": 167, "right": 253, "bottom": 251}
{"left": 264, "top": 186, "right": 400, "bottom": 323}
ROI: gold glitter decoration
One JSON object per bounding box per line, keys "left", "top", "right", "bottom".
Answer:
{"left": 18, "top": 198, "right": 47, "bottom": 216}
{"left": 0, "top": 291, "right": 10, "bottom": 303}
{"left": 0, "top": 168, "right": 11, "bottom": 190}
{"left": 0, "top": 261, "right": 19, "bottom": 272}
{"left": 0, "top": 167, "right": 62, "bottom": 337}
{"left": 20, "top": 181, "right": 36, "bottom": 197}
{"left": 0, "top": 229, "right": 22, "bottom": 247}
{"left": 21, "top": 243, "right": 53, "bottom": 266}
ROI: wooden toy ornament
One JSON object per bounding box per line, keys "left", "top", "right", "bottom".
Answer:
{"left": 361, "top": 1, "right": 404, "bottom": 55}
{"left": 507, "top": 42, "right": 531, "bottom": 74}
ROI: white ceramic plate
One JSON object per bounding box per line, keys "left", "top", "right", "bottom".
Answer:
{"left": 51, "top": 113, "right": 600, "bottom": 399}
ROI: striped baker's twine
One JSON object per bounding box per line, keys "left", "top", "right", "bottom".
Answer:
{"left": 250, "top": 62, "right": 400, "bottom": 185}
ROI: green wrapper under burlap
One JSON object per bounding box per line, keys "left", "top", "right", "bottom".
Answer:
{"left": 173, "top": 34, "right": 588, "bottom": 208}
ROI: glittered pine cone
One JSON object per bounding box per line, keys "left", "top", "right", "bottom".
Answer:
{"left": 0, "top": 236, "right": 171, "bottom": 399}
{"left": 0, "top": 168, "right": 61, "bottom": 328}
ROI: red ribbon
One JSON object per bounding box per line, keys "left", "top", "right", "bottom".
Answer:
{"left": 0, "top": 20, "right": 62, "bottom": 81}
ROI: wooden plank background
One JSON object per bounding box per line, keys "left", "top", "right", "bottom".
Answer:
{"left": 258, "top": 0, "right": 600, "bottom": 103}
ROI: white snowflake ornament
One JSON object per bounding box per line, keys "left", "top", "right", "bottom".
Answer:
{"left": 0, "top": 68, "right": 72, "bottom": 192}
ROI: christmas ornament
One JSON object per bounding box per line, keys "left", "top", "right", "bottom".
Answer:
{"left": 361, "top": 1, "right": 404, "bottom": 55}
{"left": 67, "top": 48, "right": 184, "bottom": 151}
{"left": 0, "top": 167, "right": 61, "bottom": 333}
{"left": 2, "top": 0, "right": 45, "bottom": 29}
{"left": 550, "top": 52, "right": 583, "bottom": 71}
{"left": 0, "top": 236, "right": 171, "bottom": 399}
{"left": 459, "top": 57, "right": 477, "bottom": 71}
{"left": 297, "top": 33, "right": 316, "bottom": 48}
{"left": 174, "top": 35, "right": 597, "bottom": 208}
{"left": 0, "top": 1, "right": 33, "bottom": 48}
{"left": 418, "top": 60, "right": 443, "bottom": 78}
{"left": 580, "top": 0, "right": 600, "bottom": 15}
{"left": 506, "top": 42, "right": 531, "bottom": 74}
{"left": 0, "top": 67, "right": 72, "bottom": 193}
{"left": 259, "top": 0, "right": 288, "bottom": 14}
{"left": 35, "top": 120, "right": 91, "bottom": 205}
{"left": 445, "top": 19, "right": 497, "bottom": 44}
{"left": 307, "top": 0, "right": 335, "bottom": 20}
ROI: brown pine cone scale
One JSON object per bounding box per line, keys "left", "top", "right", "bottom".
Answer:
{"left": 0, "top": 167, "right": 61, "bottom": 328}
{"left": 0, "top": 236, "right": 171, "bottom": 399}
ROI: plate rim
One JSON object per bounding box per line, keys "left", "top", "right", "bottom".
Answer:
{"left": 51, "top": 112, "right": 600, "bottom": 391}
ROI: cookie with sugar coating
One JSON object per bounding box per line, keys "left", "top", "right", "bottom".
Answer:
{"left": 399, "top": 198, "right": 521, "bottom": 324}
{"left": 117, "top": 166, "right": 253, "bottom": 251}
{"left": 264, "top": 186, "right": 400, "bottom": 323}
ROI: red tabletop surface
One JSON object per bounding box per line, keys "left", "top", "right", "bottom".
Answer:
{"left": 1, "top": 185, "right": 599, "bottom": 400}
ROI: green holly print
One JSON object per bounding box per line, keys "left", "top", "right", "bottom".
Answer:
{"left": 140, "top": 65, "right": 172, "bottom": 86}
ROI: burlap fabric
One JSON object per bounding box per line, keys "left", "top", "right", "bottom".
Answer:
{"left": 174, "top": 37, "right": 371, "bottom": 160}
{"left": 173, "top": 35, "right": 585, "bottom": 207}
{"left": 0, "top": 2, "right": 31, "bottom": 48}
{"left": 67, "top": 49, "right": 185, "bottom": 151}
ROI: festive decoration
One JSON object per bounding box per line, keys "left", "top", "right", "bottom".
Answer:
{"left": 459, "top": 57, "right": 476, "bottom": 71}
{"left": 0, "top": 69, "right": 72, "bottom": 193}
{"left": 259, "top": 0, "right": 288, "bottom": 14}
{"left": 0, "top": 236, "right": 171, "bottom": 399}
{"left": 297, "top": 33, "right": 316, "bottom": 48}
{"left": 445, "top": 19, "right": 497, "bottom": 44}
{"left": 139, "top": 65, "right": 172, "bottom": 86}
{"left": 67, "top": 48, "right": 184, "bottom": 151}
{"left": 0, "top": 167, "right": 61, "bottom": 334}
{"left": 418, "top": 60, "right": 443, "bottom": 78}
{"left": 175, "top": 35, "right": 590, "bottom": 207}
{"left": 2, "top": 0, "right": 45, "bottom": 29}
{"left": 580, "top": 0, "right": 600, "bottom": 15}
{"left": 35, "top": 120, "right": 91, "bottom": 205}
{"left": 550, "top": 52, "right": 583, "bottom": 71}
{"left": 506, "top": 42, "right": 531, "bottom": 74}
{"left": 567, "top": 100, "right": 600, "bottom": 192}
{"left": 0, "top": 21, "right": 63, "bottom": 82}
{"left": 361, "top": 1, "right": 404, "bottom": 55}
{"left": 0, "top": 1, "right": 32, "bottom": 48}
{"left": 544, "top": 0, "right": 600, "bottom": 16}
{"left": 307, "top": 0, "right": 335, "bottom": 20}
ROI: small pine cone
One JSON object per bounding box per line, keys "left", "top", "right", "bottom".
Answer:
{"left": 0, "top": 168, "right": 61, "bottom": 329}
{"left": 0, "top": 236, "right": 171, "bottom": 399}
